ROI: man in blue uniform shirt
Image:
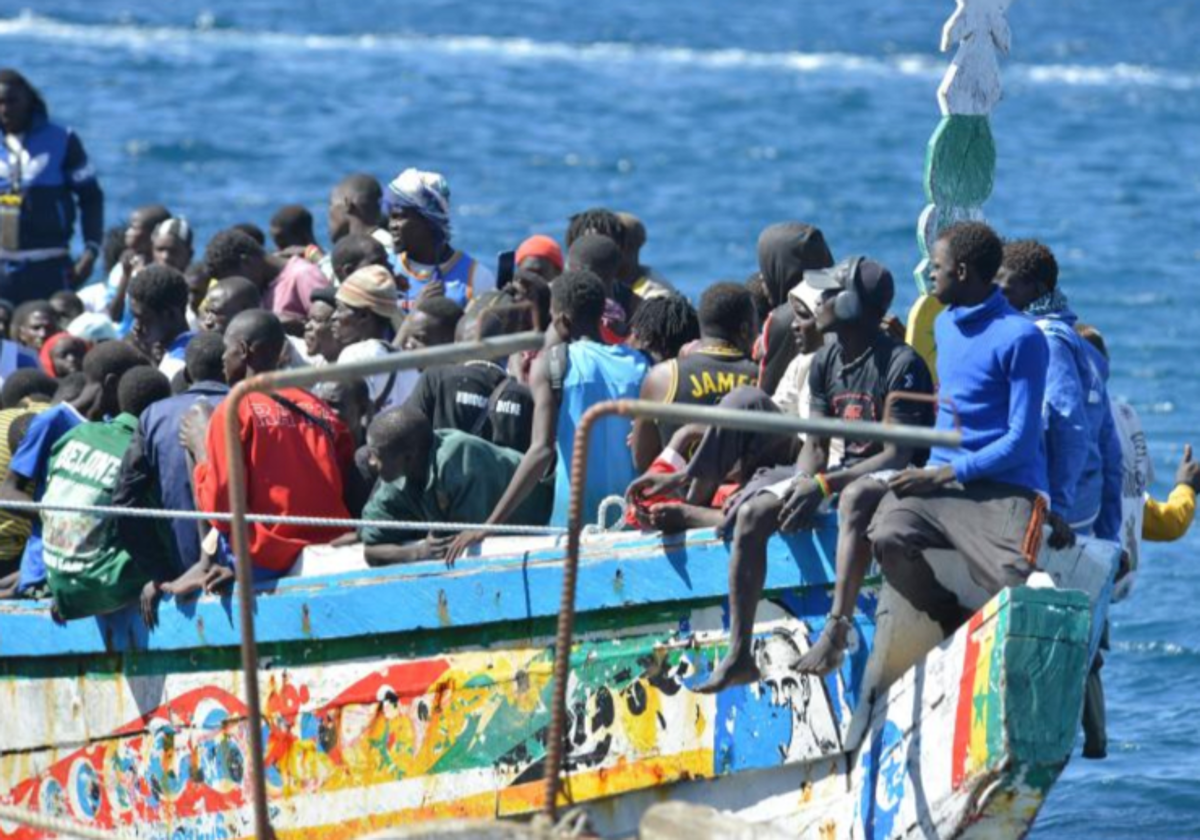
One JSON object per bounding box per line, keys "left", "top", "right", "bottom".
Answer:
{"left": 0, "top": 70, "right": 103, "bottom": 303}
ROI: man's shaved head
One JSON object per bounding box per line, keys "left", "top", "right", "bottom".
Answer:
{"left": 217, "top": 276, "right": 260, "bottom": 311}
{"left": 201, "top": 275, "right": 261, "bottom": 334}
{"left": 227, "top": 308, "right": 285, "bottom": 352}
{"left": 223, "top": 309, "right": 285, "bottom": 384}
{"left": 334, "top": 173, "right": 383, "bottom": 207}
{"left": 330, "top": 173, "right": 385, "bottom": 242}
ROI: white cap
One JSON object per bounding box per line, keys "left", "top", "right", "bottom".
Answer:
{"left": 787, "top": 280, "right": 826, "bottom": 318}
{"left": 67, "top": 312, "right": 118, "bottom": 342}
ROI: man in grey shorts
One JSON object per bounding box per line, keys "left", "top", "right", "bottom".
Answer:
{"left": 868, "top": 481, "right": 1046, "bottom": 634}
{"left": 868, "top": 222, "right": 1050, "bottom": 637}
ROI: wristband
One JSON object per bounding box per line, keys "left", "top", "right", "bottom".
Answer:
{"left": 83, "top": 241, "right": 101, "bottom": 256}
{"left": 814, "top": 473, "right": 832, "bottom": 500}
{"left": 659, "top": 447, "right": 687, "bottom": 472}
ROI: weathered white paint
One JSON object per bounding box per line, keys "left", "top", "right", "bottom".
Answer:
{"left": 918, "top": 202, "right": 985, "bottom": 265}
{"left": 927, "top": 534, "right": 1118, "bottom": 614}
{"left": 937, "top": 0, "right": 1015, "bottom": 116}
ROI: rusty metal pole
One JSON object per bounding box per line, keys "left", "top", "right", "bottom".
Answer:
{"left": 541, "top": 398, "right": 960, "bottom": 817}
{"left": 220, "top": 332, "right": 543, "bottom": 838}
{"left": 541, "top": 403, "right": 600, "bottom": 820}
{"left": 222, "top": 388, "right": 272, "bottom": 840}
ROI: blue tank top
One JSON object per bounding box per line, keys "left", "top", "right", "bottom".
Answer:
{"left": 552, "top": 340, "right": 650, "bottom": 527}
{"left": 393, "top": 250, "right": 481, "bottom": 309}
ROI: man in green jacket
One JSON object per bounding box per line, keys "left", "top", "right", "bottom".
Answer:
{"left": 357, "top": 409, "right": 551, "bottom": 566}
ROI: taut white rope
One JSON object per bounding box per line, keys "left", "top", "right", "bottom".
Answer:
{"left": 0, "top": 499, "right": 568, "bottom": 535}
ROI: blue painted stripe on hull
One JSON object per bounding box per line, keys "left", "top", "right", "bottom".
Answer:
{"left": 0, "top": 522, "right": 840, "bottom": 658}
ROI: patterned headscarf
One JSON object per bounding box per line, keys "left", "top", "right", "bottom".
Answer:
{"left": 383, "top": 168, "right": 453, "bottom": 251}
{"left": 1024, "top": 287, "right": 1070, "bottom": 318}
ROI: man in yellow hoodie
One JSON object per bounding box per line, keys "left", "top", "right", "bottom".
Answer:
{"left": 1142, "top": 444, "right": 1197, "bottom": 541}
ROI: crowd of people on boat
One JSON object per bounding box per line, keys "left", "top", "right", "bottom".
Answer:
{"left": 2, "top": 68, "right": 1198, "bottom": 757}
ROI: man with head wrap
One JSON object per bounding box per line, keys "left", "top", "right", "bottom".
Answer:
{"left": 384, "top": 168, "right": 495, "bottom": 309}
{"left": 754, "top": 222, "right": 834, "bottom": 394}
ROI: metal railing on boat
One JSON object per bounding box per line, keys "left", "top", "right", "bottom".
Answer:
{"left": 541, "top": 398, "right": 961, "bottom": 819}
{"left": 220, "top": 330, "right": 546, "bottom": 840}
{"left": 0, "top": 332, "right": 960, "bottom": 838}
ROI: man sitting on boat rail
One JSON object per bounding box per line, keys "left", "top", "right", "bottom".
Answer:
{"left": 996, "top": 239, "right": 1121, "bottom": 547}
{"left": 692, "top": 256, "right": 934, "bottom": 692}
{"left": 629, "top": 281, "right": 759, "bottom": 474}
{"left": 868, "top": 222, "right": 1050, "bottom": 638}
{"left": 624, "top": 276, "right": 838, "bottom": 539}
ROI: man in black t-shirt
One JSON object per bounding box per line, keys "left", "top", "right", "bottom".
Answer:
{"left": 696, "top": 257, "right": 933, "bottom": 693}
{"left": 630, "top": 282, "right": 759, "bottom": 471}
{"left": 402, "top": 307, "right": 534, "bottom": 453}
{"left": 403, "top": 361, "right": 533, "bottom": 453}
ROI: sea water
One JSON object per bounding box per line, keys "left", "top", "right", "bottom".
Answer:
{"left": 2, "top": 0, "right": 1198, "bottom": 834}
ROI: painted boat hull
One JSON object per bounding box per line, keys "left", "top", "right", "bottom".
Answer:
{"left": 0, "top": 523, "right": 1115, "bottom": 839}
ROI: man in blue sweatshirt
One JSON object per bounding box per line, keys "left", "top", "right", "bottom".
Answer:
{"left": 997, "top": 241, "right": 1127, "bottom": 760}
{"left": 996, "top": 240, "right": 1122, "bottom": 542}
{"left": 867, "top": 222, "right": 1050, "bottom": 636}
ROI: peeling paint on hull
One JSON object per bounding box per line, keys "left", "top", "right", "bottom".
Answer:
{"left": 0, "top": 526, "right": 1114, "bottom": 839}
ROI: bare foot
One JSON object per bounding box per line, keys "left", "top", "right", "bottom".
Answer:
{"left": 694, "top": 648, "right": 761, "bottom": 694}
{"left": 794, "top": 623, "right": 849, "bottom": 677}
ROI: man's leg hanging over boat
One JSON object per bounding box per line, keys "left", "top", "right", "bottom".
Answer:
{"left": 796, "top": 475, "right": 890, "bottom": 675}
{"left": 1082, "top": 622, "right": 1108, "bottom": 759}
{"left": 869, "top": 483, "right": 1042, "bottom": 637}
{"left": 868, "top": 490, "right": 973, "bottom": 637}
{"left": 695, "top": 492, "right": 783, "bottom": 694}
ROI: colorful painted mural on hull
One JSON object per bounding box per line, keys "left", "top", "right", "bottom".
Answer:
{"left": 0, "top": 517, "right": 1111, "bottom": 840}
{"left": 0, "top": 608, "right": 866, "bottom": 840}
{"left": 0, "top": 585, "right": 1095, "bottom": 840}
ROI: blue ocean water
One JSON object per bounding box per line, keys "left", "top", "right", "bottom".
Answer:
{"left": 2, "top": 0, "right": 1198, "bottom": 834}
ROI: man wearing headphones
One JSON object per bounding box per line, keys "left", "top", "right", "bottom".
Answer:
{"left": 697, "top": 257, "right": 934, "bottom": 693}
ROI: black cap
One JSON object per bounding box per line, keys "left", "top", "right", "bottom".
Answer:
{"left": 802, "top": 257, "right": 894, "bottom": 322}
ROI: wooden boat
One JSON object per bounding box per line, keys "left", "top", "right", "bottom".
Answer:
{"left": 0, "top": 518, "right": 1117, "bottom": 839}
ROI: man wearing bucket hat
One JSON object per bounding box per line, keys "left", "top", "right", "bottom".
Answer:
{"left": 694, "top": 256, "right": 934, "bottom": 693}
{"left": 330, "top": 265, "right": 415, "bottom": 412}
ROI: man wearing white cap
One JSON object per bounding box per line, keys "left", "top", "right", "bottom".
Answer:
{"left": 772, "top": 276, "right": 829, "bottom": 423}
{"left": 330, "top": 265, "right": 415, "bottom": 412}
